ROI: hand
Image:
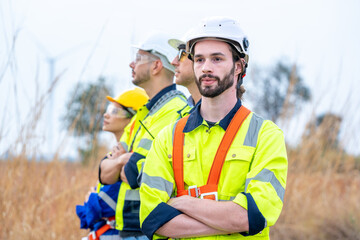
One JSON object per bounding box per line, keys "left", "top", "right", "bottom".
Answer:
{"left": 107, "top": 143, "right": 126, "bottom": 160}
{"left": 167, "top": 195, "right": 193, "bottom": 211}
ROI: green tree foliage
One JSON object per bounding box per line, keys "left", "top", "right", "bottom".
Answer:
{"left": 62, "top": 77, "right": 112, "bottom": 164}
{"left": 249, "top": 60, "right": 311, "bottom": 123}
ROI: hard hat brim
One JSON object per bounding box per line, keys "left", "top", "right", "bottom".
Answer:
{"left": 168, "top": 39, "right": 185, "bottom": 50}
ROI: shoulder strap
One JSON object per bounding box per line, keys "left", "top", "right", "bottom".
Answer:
{"left": 172, "top": 106, "right": 251, "bottom": 197}
{"left": 172, "top": 115, "right": 189, "bottom": 194}
{"left": 127, "top": 120, "right": 136, "bottom": 146}
{"left": 207, "top": 106, "right": 251, "bottom": 185}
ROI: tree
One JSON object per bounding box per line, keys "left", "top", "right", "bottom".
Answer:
{"left": 249, "top": 60, "right": 311, "bottom": 123}
{"left": 62, "top": 77, "right": 112, "bottom": 164}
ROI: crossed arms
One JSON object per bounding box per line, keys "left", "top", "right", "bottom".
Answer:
{"left": 156, "top": 195, "right": 249, "bottom": 238}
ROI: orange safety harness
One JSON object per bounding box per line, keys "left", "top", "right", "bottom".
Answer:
{"left": 172, "top": 106, "right": 251, "bottom": 201}
{"left": 88, "top": 216, "right": 116, "bottom": 240}
{"left": 128, "top": 120, "right": 136, "bottom": 148}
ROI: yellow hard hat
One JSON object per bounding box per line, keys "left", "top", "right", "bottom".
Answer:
{"left": 106, "top": 88, "right": 149, "bottom": 111}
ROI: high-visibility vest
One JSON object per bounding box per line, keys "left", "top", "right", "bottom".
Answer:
{"left": 172, "top": 106, "right": 251, "bottom": 200}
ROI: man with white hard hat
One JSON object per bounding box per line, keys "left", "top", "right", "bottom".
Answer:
{"left": 139, "top": 17, "right": 288, "bottom": 239}
{"left": 100, "top": 32, "right": 190, "bottom": 240}
{"left": 169, "top": 37, "right": 201, "bottom": 108}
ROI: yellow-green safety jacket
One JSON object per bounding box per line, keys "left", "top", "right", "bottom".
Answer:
{"left": 139, "top": 99, "right": 288, "bottom": 239}
{"left": 115, "top": 84, "right": 190, "bottom": 234}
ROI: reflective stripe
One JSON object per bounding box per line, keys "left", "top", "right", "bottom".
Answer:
{"left": 243, "top": 114, "right": 264, "bottom": 147}
{"left": 142, "top": 172, "right": 173, "bottom": 197}
{"left": 171, "top": 120, "right": 179, "bottom": 145}
{"left": 120, "top": 141, "right": 128, "bottom": 152}
{"left": 98, "top": 191, "right": 117, "bottom": 211}
{"left": 137, "top": 161, "right": 145, "bottom": 186}
{"left": 148, "top": 90, "right": 186, "bottom": 116}
{"left": 125, "top": 189, "right": 140, "bottom": 201}
{"left": 229, "top": 196, "right": 236, "bottom": 201}
{"left": 138, "top": 138, "right": 153, "bottom": 151}
{"left": 245, "top": 169, "right": 285, "bottom": 201}
{"left": 99, "top": 235, "right": 122, "bottom": 240}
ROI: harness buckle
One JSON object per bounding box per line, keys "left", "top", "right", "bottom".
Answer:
{"left": 106, "top": 219, "right": 116, "bottom": 229}
{"left": 188, "top": 185, "right": 199, "bottom": 197}
{"left": 200, "top": 192, "right": 218, "bottom": 201}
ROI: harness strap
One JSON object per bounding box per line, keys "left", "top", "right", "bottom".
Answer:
{"left": 88, "top": 216, "right": 116, "bottom": 240}
{"left": 172, "top": 106, "right": 251, "bottom": 200}
{"left": 172, "top": 115, "right": 189, "bottom": 195}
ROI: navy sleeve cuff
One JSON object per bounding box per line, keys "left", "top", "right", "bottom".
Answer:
{"left": 142, "top": 202, "right": 182, "bottom": 239}
{"left": 98, "top": 156, "right": 108, "bottom": 185}
{"left": 240, "top": 192, "right": 266, "bottom": 236}
{"left": 124, "top": 152, "right": 145, "bottom": 189}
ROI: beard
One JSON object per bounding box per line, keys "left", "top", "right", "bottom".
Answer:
{"left": 132, "top": 67, "right": 151, "bottom": 87}
{"left": 196, "top": 65, "right": 235, "bottom": 98}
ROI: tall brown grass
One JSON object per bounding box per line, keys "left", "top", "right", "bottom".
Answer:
{"left": 0, "top": 150, "right": 107, "bottom": 239}
{"left": 1, "top": 120, "right": 359, "bottom": 240}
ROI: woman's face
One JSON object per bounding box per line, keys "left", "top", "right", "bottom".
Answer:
{"left": 102, "top": 102, "right": 132, "bottom": 134}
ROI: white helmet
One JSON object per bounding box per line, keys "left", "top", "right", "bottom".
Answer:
{"left": 185, "top": 16, "right": 249, "bottom": 65}
{"left": 132, "top": 32, "right": 177, "bottom": 73}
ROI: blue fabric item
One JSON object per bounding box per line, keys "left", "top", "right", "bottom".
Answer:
{"left": 141, "top": 202, "right": 182, "bottom": 239}
{"left": 124, "top": 152, "right": 145, "bottom": 189}
{"left": 86, "top": 193, "right": 103, "bottom": 227}
{"left": 145, "top": 84, "right": 176, "bottom": 110}
{"left": 76, "top": 204, "right": 89, "bottom": 229}
{"left": 183, "top": 99, "right": 242, "bottom": 132}
{"left": 98, "top": 182, "right": 121, "bottom": 217}
{"left": 240, "top": 192, "right": 266, "bottom": 236}
{"left": 76, "top": 182, "right": 121, "bottom": 231}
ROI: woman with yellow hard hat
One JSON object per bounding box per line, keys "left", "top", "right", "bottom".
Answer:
{"left": 76, "top": 87, "right": 148, "bottom": 240}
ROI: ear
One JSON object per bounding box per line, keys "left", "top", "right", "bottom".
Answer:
{"left": 151, "top": 59, "right": 163, "bottom": 75}
{"left": 234, "top": 60, "right": 242, "bottom": 76}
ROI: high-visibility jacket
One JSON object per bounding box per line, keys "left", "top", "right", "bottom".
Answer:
{"left": 139, "top": 100, "right": 288, "bottom": 240}
{"left": 115, "top": 84, "right": 190, "bottom": 234}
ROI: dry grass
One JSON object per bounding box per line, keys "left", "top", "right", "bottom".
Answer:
{"left": 0, "top": 153, "right": 105, "bottom": 239}
{"left": 1, "top": 135, "right": 359, "bottom": 240}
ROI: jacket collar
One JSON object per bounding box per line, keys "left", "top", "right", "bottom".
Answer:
{"left": 146, "top": 84, "right": 176, "bottom": 110}
{"left": 183, "top": 98, "right": 242, "bottom": 132}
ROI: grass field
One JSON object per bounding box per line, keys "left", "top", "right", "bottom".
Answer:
{"left": 1, "top": 133, "right": 359, "bottom": 239}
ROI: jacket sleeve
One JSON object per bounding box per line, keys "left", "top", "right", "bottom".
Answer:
{"left": 233, "top": 120, "right": 288, "bottom": 235}
{"left": 139, "top": 125, "right": 181, "bottom": 240}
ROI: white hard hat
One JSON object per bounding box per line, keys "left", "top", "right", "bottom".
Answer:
{"left": 185, "top": 16, "right": 249, "bottom": 65}
{"left": 132, "top": 32, "right": 177, "bottom": 73}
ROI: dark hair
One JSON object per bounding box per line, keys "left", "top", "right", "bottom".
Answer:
{"left": 227, "top": 43, "right": 246, "bottom": 99}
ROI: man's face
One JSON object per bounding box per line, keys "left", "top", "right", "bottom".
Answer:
{"left": 171, "top": 49, "right": 196, "bottom": 87}
{"left": 129, "top": 50, "right": 154, "bottom": 87}
{"left": 193, "top": 40, "right": 237, "bottom": 98}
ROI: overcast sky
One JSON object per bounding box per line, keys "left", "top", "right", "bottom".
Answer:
{"left": 1, "top": 0, "right": 359, "bottom": 157}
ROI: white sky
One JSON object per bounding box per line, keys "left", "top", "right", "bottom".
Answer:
{"left": 1, "top": 0, "right": 360, "bottom": 158}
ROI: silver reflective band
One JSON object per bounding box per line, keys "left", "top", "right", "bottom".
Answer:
{"left": 245, "top": 168, "right": 285, "bottom": 202}
{"left": 125, "top": 189, "right": 140, "bottom": 201}
{"left": 243, "top": 113, "right": 264, "bottom": 147}
{"left": 138, "top": 138, "right": 153, "bottom": 151}
{"left": 99, "top": 234, "right": 122, "bottom": 240}
{"left": 98, "top": 191, "right": 117, "bottom": 211}
{"left": 142, "top": 172, "right": 173, "bottom": 197}
{"left": 148, "top": 90, "right": 187, "bottom": 116}
{"left": 120, "top": 141, "right": 129, "bottom": 152}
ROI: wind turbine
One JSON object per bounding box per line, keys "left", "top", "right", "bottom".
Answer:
{"left": 31, "top": 34, "right": 86, "bottom": 157}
